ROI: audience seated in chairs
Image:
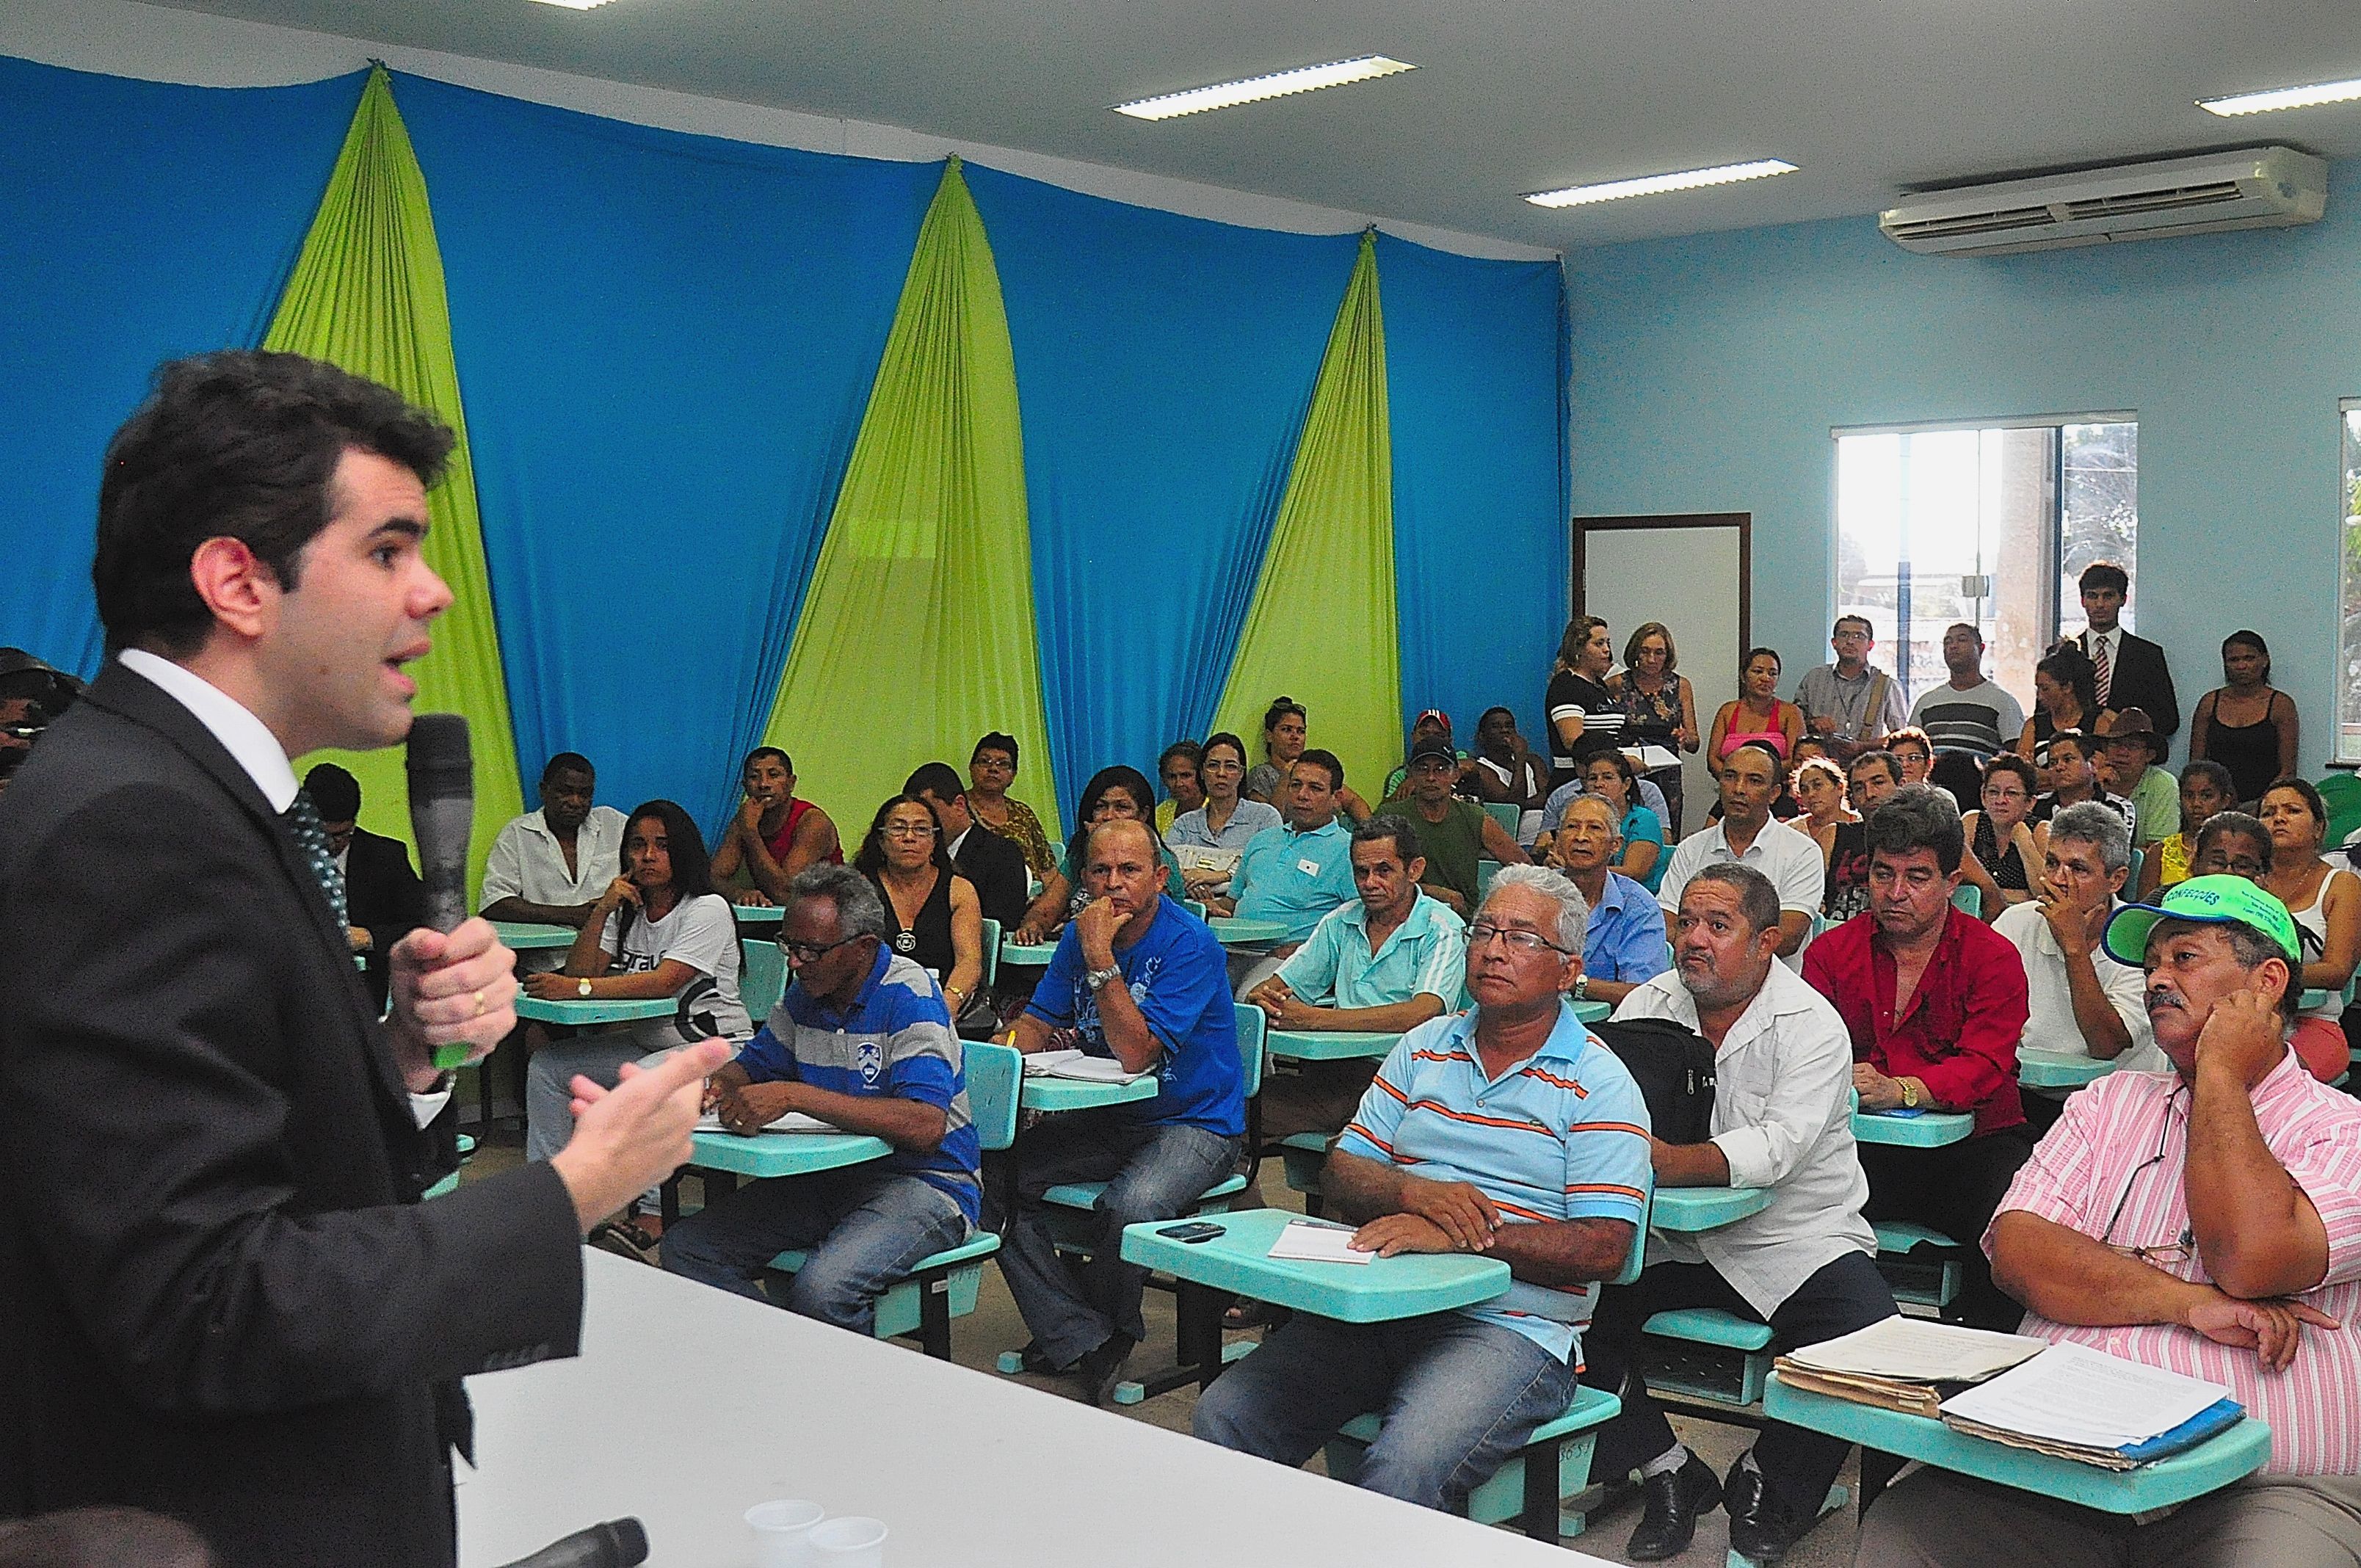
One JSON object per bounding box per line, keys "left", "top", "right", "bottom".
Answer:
{"left": 996, "top": 819, "right": 1246, "bottom": 1404}
{"left": 1213, "top": 749, "right": 1362, "bottom": 959}
{"left": 1194, "top": 865, "right": 1648, "bottom": 1514}
{"left": 479, "top": 751, "right": 628, "bottom": 973}
{"left": 2257, "top": 778, "right": 2360, "bottom": 1083}
{"left": 1957, "top": 752, "right": 2045, "bottom": 921}
{"left": 904, "top": 761, "right": 1031, "bottom": 934}
{"left": 2139, "top": 760, "right": 2236, "bottom": 901}
{"left": 662, "top": 865, "right": 981, "bottom": 1335}
{"left": 1657, "top": 740, "right": 1821, "bottom": 965}
{"left": 711, "top": 746, "right": 842, "bottom": 906}
{"left": 965, "top": 730, "right": 1057, "bottom": 879}
{"left": 1547, "top": 794, "right": 1670, "bottom": 1009}
{"left": 1155, "top": 738, "right": 1205, "bottom": 838}
{"left": 2101, "top": 707, "right": 2180, "bottom": 848}
{"left": 1381, "top": 708, "right": 1466, "bottom": 802}
{"left": 2032, "top": 728, "right": 2138, "bottom": 842}
{"left": 854, "top": 793, "right": 990, "bottom": 1034}
{"left": 1802, "top": 787, "right": 2033, "bottom": 1330}
{"left": 1787, "top": 755, "right": 1854, "bottom": 862}
{"left": 1167, "top": 731, "right": 1281, "bottom": 905}
{"left": 1538, "top": 748, "right": 1667, "bottom": 893}
{"left": 1816, "top": 752, "right": 1901, "bottom": 929}
{"left": 1592, "top": 864, "right": 1896, "bottom": 1564}
{"left": 1012, "top": 765, "right": 1168, "bottom": 947}
{"left": 300, "top": 762, "right": 422, "bottom": 1013}
{"left": 1860, "top": 874, "right": 2361, "bottom": 1567}
{"left": 1881, "top": 726, "right": 1956, "bottom": 810}
{"left": 1393, "top": 736, "right": 1530, "bottom": 919}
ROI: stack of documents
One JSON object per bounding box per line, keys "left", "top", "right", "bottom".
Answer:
{"left": 1938, "top": 1341, "right": 2241, "bottom": 1469}
{"left": 1020, "top": 1048, "right": 1151, "bottom": 1084}
{"left": 694, "top": 1109, "right": 838, "bottom": 1135}
{"left": 1265, "top": 1218, "right": 1372, "bottom": 1266}
{"left": 1774, "top": 1318, "right": 2047, "bottom": 1417}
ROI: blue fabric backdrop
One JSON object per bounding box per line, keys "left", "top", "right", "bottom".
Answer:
{"left": 393, "top": 73, "right": 935, "bottom": 832}
{"left": 965, "top": 165, "right": 1360, "bottom": 824}
{"left": 0, "top": 59, "right": 359, "bottom": 677}
{"left": 1377, "top": 235, "right": 1570, "bottom": 755}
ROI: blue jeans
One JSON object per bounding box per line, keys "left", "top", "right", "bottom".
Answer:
{"left": 661, "top": 1166, "right": 970, "bottom": 1337}
{"left": 1193, "top": 1310, "right": 1578, "bottom": 1512}
{"left": 995, "top": 1111, "right": 1244, "bottom": 1367}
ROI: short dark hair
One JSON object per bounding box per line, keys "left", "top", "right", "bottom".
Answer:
{"left": 541, "top": 752, "right": 593, "bottom": 784}
{"left": 743, "top": 745, "right": 792, "bottom": 775}
{"left": 2036, "top": 645, "right": 2100, "bottom": 716}
{"left": 1158, "top": 739, "right": 1203, "bottom": 776}
{"left": 2045, "top": 728, "right": 2094, "bottom": 763}
{"left": 971, "top": 731, "right": 1018, "bottom": 767}
{"left": 1294, "top": 748, "right": 1345, "bottom": 791}
{"left": 1981, "top": 753, "right": 2038, "bottom": 796}
{"left": 622, "top": 799, "right": 714, "bottom": 901}
{"left": 1848, "top": 747, "right": 1900, "bottom": 783}
{"left": 2195, "top": 810, "right": 2273, "bottom": 875}
{"left": 1832, "top": 614, "right": 1873, "bottom": 636}
{"left": 1742, "top": 645, "right": 1782, "bottom": 676}
{"left": 1583, "top": 747, "right": 1639, "bottom": 790}
{"left": 95, "top": 351, "right": 454, "bottom": 656}
{"left": 1686, "top": 862, "right": 1781, "bottom": 934}
{"left": 2263, "top": 776, "right": 2327, "bottom": 840}
{"left": 2223, "top": 628, "right": 2272, "bottom": 684}
{"left": 2078, "top": 560, "right": 2130, "bottom": 597}
{"left": 852, "top": 792, "right": 949, "bottom": 876}
{"left": 1352, "top": 813, "right": 1423, "bottom": 867}
{"left": 903, "top": 761, "right": 965, "bottom": 804}
{"left": 2180, "top": 759, "right": 2235, "bottom": 802}
{"left": 301, "top": 762, "right": 360, "bottom": 821}
{"left": 1865, "top": 785, "right": 1965, "bottom": 874}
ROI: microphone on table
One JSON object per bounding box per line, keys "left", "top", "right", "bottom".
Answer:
{"left": 493, "top": 1518, "right": 649, "bottom": 1568}
{"left": 405, "top": 712, "right": 476, "bottom": 1070}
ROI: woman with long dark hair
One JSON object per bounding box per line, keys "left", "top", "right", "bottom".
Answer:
{"left": 1011, "top": 766, "right": 1173, "bottom": 945}
{"left": 855, "top": 792, "right": 988, "bottom": 1029}
{"left": 2014, "top": 645, "right": 2112, "bottom": 760}
{"left": 1169, "top": 732, "right": 1280, "bottom": 902}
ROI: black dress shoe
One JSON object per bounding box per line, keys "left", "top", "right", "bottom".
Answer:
{"left": 1076, "top": 1332, "right": 1136, "bottom": 1407}
{"left": 1625, "top": 1454, "right": 1722, "bottom": 1561}
{"left": 1724, "top": 1457, "right": 1805, "bottom": 1564}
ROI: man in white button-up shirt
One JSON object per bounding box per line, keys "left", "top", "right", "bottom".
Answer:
{"left": 479, "top": 751, "right": 628, "bottom": 974}
{"left": 1655, "top": 741, "right": 1824, "bottom": 968}
{"left": 1584, "top": 863, "right": 1895, "bottom": 1565}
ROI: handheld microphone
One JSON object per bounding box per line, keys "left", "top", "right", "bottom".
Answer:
{"left": 405, "top": 712, "right": 475, "bottom": 1070}
{"left": 492, "top": 1518, "right": 649, "bottom": 1568}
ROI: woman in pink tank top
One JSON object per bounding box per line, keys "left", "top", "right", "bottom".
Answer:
{"left": 1708, "top": 647, "right": 1802, "bottom": 777}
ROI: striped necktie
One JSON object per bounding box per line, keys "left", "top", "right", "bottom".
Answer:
{"left": 283, "top": 788, "right": 351, "bottom": 930}
{"left": 2092, "top": 634, "right": 2113, "bottom": 708}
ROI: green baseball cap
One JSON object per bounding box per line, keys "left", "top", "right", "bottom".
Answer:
{"left": 2102, "top": 874, "right": 2302, "bottom": 968}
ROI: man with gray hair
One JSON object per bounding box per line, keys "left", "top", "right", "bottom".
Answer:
{"left": 1194, "top": 865, "right": 1650, "bottom": 1514}
{"left": 1589, "top": 864, "right": 1893, "bottom": 1562}
{"left": 1992, "top": 801, "right": 2162, "bottom": 1125}
{"left": 661, "top": 865, "right": 982, "bottom": 1335}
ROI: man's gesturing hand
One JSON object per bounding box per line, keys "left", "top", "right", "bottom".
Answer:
{"left": 549, "top": 1041, "right": 732, "bottom": 1232}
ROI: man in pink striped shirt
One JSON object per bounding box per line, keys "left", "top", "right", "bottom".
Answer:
{"left": 1860, "top": 875, "right": 2361, "bottom": 1564}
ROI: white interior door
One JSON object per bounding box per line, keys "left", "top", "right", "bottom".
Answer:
{"left": 1578, "top": 517, "right": 1748, "bottom": 837}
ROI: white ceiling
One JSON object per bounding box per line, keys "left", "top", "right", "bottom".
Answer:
{"left": 145, "top": 0, "right": 2361, "bottom": 250}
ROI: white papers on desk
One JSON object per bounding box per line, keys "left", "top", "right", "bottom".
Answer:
{"left": 1783, "top": 1318, "right": 2046, "bottom": 1383}
{"left": 1266, "top": 1218, "right": 1373, "bottom": 1266}
{"left": 694, "top": 1110, "right": 838, "bottom": 1134}
{"left": 1940, "top": 1341, "right": 2230, "bottom": 1453}
{"left": 1020, "top": 1049, "right": 1150, "bottom": 1084}
{"left": 1173, "top": 846, "right": 1242, "bottom": 877}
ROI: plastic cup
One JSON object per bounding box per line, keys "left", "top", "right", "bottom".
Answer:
{"left": 806, "top": 1515, "right": 887, "bottom": 1567}
{"left": 744, "top": 1499, "right": 825, "bottom": 1568}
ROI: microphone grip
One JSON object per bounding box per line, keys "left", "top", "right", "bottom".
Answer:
{"left": 406, "top": 713, "right": 476, "bottom": 1070}
{"left": 492, "top": 1518, "right": 649, "bottom": 1568}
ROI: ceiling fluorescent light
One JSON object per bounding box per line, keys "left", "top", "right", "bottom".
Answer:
{"left": 1525, "top": 158, "right": 1797, "bottom": 208}
{"left": 2200, "top": 76, "right": 2361, "bottom": 116}
{"left": 1114, "top": 56, "right": 1415, "bottom": 121}
{"left": 529, "top": 0, "right": 620, "bottom": 9}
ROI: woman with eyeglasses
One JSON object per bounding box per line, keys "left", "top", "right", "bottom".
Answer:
{"left": 855, "top": 793, "right": 987, "bottom": 1031}
{"left": 2136, "top": 760, "right": 2235, "bottom": 900}
{"left": 2257, "top": 777, "right": 2359, "bottom": 1082}
{"left": 1167, "top": 732, "right": 1280, "bottom": 904}
{"left": 1958, "top": 754, "right": 2044, "bottom": 920}
{"left": 965, "top": 730, "right": 1057, "bottom": 880}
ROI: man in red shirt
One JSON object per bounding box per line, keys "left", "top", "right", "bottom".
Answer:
{"left": 1804, "top": 786, "right": 2031, "bottom": 1329}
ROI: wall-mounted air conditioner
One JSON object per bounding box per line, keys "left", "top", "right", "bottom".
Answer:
{"left": 1879, "top": 146, "right": 2326, "bottom": 257}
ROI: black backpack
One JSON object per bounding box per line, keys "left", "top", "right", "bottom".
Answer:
{"left": 1589, "top": 1016, "right": 1717, "bottom": 1146}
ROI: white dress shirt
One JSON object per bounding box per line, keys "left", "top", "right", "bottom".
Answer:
{"left": 1991, "top": 898, "right": 2164, "bottom": 1073}
{"left": 1655, "top": 817, "right": 1828, "bottom": 972}
{"left": 117, "top": 650, "right": 449, "bottom": 1127}
{"left": 1614, "top": 962, "right": 1876, "bottom": 1315}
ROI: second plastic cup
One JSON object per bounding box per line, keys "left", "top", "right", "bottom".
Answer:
{"left": 806, "top": 1514, "right": 888, "bottom": 1567}
{"left": 745, "top": 1499, "right": 826, "bottom": 1568}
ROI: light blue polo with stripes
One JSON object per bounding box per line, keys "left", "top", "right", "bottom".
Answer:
{"left": 1335, "top": 1001, "right": 1651, "bottom": 1363}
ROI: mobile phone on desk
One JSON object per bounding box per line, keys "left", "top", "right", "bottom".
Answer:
{"left": 1156, "top": 1221, "right": 1226, "bottom": 1243}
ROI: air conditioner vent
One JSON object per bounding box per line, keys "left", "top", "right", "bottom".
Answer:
{"left": 1881, "top": 148, "right": 2324, "bottom": 256}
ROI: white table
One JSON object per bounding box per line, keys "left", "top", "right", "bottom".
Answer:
{"left": 460, "top": 1251, "right": 1609, "bottom": 1567}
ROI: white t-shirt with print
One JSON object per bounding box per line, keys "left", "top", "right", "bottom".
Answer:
{"left": 599, "top": 891, "right": 752, "bottom": 1040}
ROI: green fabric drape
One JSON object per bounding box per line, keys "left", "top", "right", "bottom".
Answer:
{"left": 267, "top": 66, "right": 523, "bottom": 903}
{"left": 760, "top": 157, "right": 1061, "bottom": 838}
{"left": 1212, "top": 232, "right": 1400, "bottom": 802}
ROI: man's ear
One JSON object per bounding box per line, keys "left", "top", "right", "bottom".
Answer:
{"left": 187, "top": 536, "right": 279, "bottom": 643}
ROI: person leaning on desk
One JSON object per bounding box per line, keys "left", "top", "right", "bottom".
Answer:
{"left": 1860, "top": 876, "right": 2361, "bottom": 1567}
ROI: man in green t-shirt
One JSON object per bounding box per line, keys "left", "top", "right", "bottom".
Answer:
{"left": 2100, "top": 708, "right": 2179, "bottom": 847}
{"left": 1399, "top": 737, "right": 1528, "bottom": 917}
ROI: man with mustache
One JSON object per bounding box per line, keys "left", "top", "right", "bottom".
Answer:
{"left": 1860, "top": 874, "right": 2361, "bottom": 1565}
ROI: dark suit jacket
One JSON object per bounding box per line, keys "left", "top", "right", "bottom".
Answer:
{"left": 952, "top": 822, "right": 1031, "bottom": 934}
{"left": 0, "top": 664, "right": 583, "bottom": 1568}
{"left": 2077, "top": 628, "right": 2180, "bottom": 738}
{"left": 345, "top": 825, "right": 424, "bottom": 1011}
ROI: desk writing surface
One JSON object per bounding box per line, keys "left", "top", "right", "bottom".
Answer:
{"left": 1266, "top": 1029, "right": 1401, "bottom": 1062}
{"left": 1018, "top": 1072, "right": 1161, "bottom": 1113}
{"left": 2015, "top": 1048, "right": 2115, "bottom": 1090}
{"left": 1851, "top": 1108, "right": 1975, "bottom": 1147}
{"left": 490, "top": 921, "right": 576, "bottom": 951}
{"left": 1208, "top": 916, "right": 1291, "bottom": 946}
{"left": 514, "top": 994, "right": 679, "bottom": 1026}
{"left": 460, "top": 1250, "right": 1601, "bottom": 1567}
{"left": 728, "top": 903, "right": 785, "bottom": 925}
{"left": 997, "top": 935, "right": 1056, "bottom": 967}
{"left": 1119, "top": 1208, "right": 1510, "bottom": 1324}
{"left": 1650, "top": 1186, "right": 1771, "bottom": 1233}
{"left": 687, "top": 1130, "right": 893, "bottom": 1179}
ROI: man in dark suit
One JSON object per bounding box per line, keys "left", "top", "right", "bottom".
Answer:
{"left": 302, "top": 762, "right": 425, "bottom": 1011}
{"left": 907, "top": 760, "right": 1030, "bottom": 932}
{"left": 0, "top": 351, "right": 725, "bottom": 1568}
{"left": 2072, "top": 560, "right": 2178, "bottom": 738}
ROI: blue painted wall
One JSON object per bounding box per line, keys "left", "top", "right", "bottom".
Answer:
{"left": 1570, "top": 163, "right": 2361, "bottom": 771}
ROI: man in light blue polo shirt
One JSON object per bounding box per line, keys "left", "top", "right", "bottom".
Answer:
{"left": 1195, "top": 864, "right": 1651, "bottom": 1514}
{"left": 1551, "top": 794, "right": 1670, "bottom": 1009}
{"left": 1217, "top": 747, "right": 1357, "bottom": 945}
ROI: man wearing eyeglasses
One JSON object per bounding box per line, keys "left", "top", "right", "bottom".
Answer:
{"left": 1795, "top": 617, "right": 1907, "bottom": 766}
{"left": 662, "top": 863, "right": 981, "bottom": 1335}
{"left": 1860, "top": 874, "right": 2361, "bottom": 1566}
{"left": 1194, "top": 865, "right": 1648, "bottom": 1515}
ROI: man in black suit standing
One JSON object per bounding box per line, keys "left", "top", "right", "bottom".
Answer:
{"left": 302, "top": 761, "right": 425, "bottom": 1012}
{"left": 2072, "top": 560, "right": 2178, "bottom": 738}
{"left": 906, "top": 760, "right": 1030, "bottom": 932}
{"left": 0, "top": 351, "right": 727, "bottom": 1568}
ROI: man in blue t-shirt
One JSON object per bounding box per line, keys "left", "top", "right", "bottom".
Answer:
{"left": 661, "top": 865, "right": 980, "bottom": 1337}
{"left": 998, "top": 818, "right": 1246, "bottom": 1404}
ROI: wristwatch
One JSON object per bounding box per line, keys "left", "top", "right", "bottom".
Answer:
{"left": 577, "top": 977, "right": 594, "bottom": 999}
{"left": 1084, "top": 965, "right": 1122, "bottom": 994}
{"left": 1899, "top": 1078, "right": 1921, "bottom": 1110}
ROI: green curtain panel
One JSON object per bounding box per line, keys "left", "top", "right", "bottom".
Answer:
{"left": 760, "top": 157, "right": 1061, "bottom": 839}
{"left": 1212, "top": 231, "right": 1401, "bottom": 802}
{"left": 268, "top": 66, "right": 524, "bottom": 904}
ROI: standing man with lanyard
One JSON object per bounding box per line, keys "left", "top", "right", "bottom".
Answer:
{"left": 1794, "top": 616, "right": 1907, "bottom": 765}
{"left": 0, "top": 352, "right": 724, "bottom": 1567}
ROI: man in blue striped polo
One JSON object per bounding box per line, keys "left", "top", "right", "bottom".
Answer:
{"left": 661, "top": 865, "right": 980, "bottom": 1335}
{"left": 1194, "top": 864, "right": 1651, "bottom": 1513}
